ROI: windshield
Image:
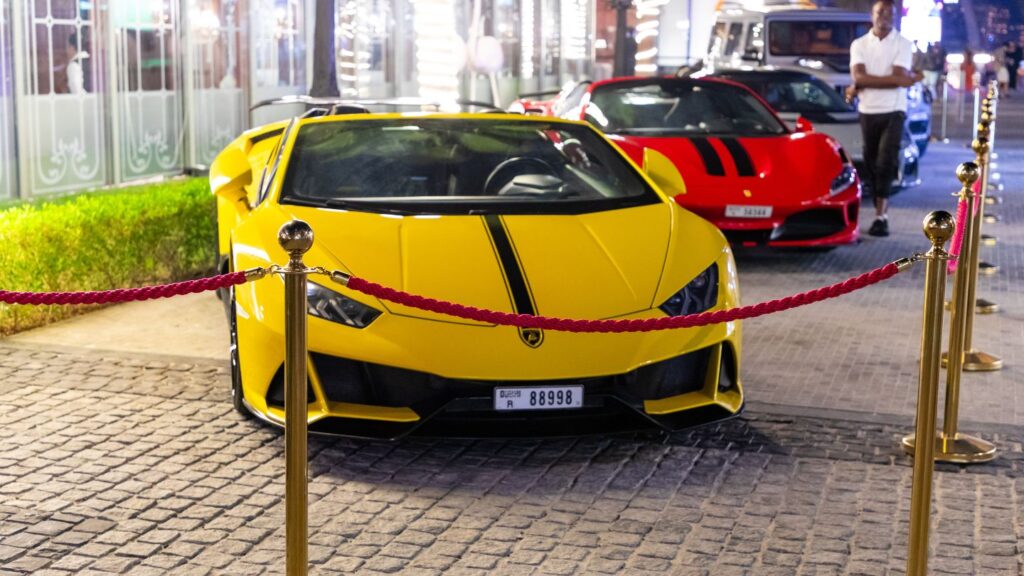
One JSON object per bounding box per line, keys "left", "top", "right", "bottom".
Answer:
{"left": 586, "top": 80, "right": 787, "bottom": 137}
{"left": 768, "top": 21, "right": 870, "bottom": 57}
{"left": 723, "top": 75, "right": 853, "bottom": 114}
{"left": 280, "top": 119, "right": 659, "bottom": 215}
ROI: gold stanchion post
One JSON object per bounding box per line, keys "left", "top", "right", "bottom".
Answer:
{"left": 905, "top": 164, "right": 997, "bottom": 464}
{"left": 905, "top": 211, "right": 954, "bottom": 576}
{"left": 975, "top": 99, "right": 999, "bottom": 278}
{"left": 279, "top": 220, "right": 313, "bottom": 576}
{"left": 971, "top": 100, "right": 999, "bottom": 316}
{"left": 961, "top": 106, "right": 1003, "bottom": 371}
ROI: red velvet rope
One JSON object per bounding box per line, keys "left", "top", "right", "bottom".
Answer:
{"left": 346, "top": 262, "right": 901, "bottom": 333}
{"left": 0, "top": 271, "right": 250, "bottom": 306}
{"left": 947, "top": 195, "right": 969, "bottom": 274}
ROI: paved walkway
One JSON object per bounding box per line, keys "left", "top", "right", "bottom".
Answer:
{"left": 0, "top": 95, "right": 1022, "bottom": 575}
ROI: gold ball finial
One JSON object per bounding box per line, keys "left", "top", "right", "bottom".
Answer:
{"left": 972, "top": 138, "right": 990, "bottom": 157}
{"left": 278, "top": 220, "right": 314, "bottom": 255}
{"left": 956, "top": 161, "right": 981, "bottom": 186}
{"left": 923, "top": 210, "right": 955, "bottom": 246}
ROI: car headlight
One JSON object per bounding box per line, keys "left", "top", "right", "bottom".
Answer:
{"left": 830, "top": 165, "right": 856, "bottom": 196}
{"left": 307, "top": 282, "right": 381, "bottom": 328}
{"left": 660, "top": 263, "right": 718, "bottom": 316}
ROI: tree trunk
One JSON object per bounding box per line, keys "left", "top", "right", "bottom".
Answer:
{"left": 612, "top": 0, "right": 633, "bottom": 78}
{"left": 310, "top": 0, "right": 340, "bottom": 98}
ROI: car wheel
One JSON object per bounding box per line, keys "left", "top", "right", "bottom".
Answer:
{"left": 228, "top": 286, "right": 251, "bottom": 419}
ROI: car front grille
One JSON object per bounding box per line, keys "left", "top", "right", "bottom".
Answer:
{"left": 308, "top": 346, "right": 714, "bottom": 411}
{"left": 773, "top": 208, "right": 847, "bottom": 241}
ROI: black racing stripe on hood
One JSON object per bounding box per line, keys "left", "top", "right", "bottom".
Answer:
{"left": 483, "top": 214, "right": 536, "bottom": 315}
{"left": 690, "top": 137, "right": 725, "bottom": 176}
{"left": 719, "top": 138, "right": 755, "bottom": 177}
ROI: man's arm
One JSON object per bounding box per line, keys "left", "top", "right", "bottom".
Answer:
{"left": 852, "top": 63, "right": 919, "bottom": 88}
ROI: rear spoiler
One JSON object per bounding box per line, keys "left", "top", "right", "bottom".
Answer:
{"left": 249, "top": 95, "right": 505, "bottom": 113}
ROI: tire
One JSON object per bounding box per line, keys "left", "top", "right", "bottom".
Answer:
{"left": 228, "top": 286, "right": 251, "bottom": 419}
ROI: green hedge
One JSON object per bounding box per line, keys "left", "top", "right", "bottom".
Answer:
{"left": 0, "top": 178, "right": 216, "bottom": 335}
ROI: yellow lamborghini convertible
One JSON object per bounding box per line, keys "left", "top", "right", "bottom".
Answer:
{"left": 211, "top": 107, "right": 742, "bottom": 438}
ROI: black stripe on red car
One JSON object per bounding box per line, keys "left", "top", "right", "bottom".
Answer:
{"left": 720, "top": 138, "right": 756, "bottom": 177}
{"left": 689, "top": 137, "right": 726, "bottom": 176}
{"left": 483, "top": 215, "right": 544, "bottom": 348}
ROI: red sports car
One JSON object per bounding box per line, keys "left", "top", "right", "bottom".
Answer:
{"left": 516, "top": 77, "right": 861, "bottom": 247}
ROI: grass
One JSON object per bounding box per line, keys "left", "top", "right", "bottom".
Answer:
{"left": 0, "top": 178, "right": 216, "bottom": 335}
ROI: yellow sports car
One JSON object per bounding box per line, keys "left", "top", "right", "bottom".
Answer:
{"left": 211, "top": 107, "right": 742, "bottom": 438}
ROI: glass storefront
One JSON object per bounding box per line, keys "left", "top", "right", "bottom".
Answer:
{"left": 0, "top": 0, "right": 592, "bottom": 198}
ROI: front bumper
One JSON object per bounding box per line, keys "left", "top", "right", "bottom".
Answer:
{"left": 252, "top": 341, "right": 742, "bottom": 440}
{"left": 699, "top": 192, "right": 860, "bottom": 248}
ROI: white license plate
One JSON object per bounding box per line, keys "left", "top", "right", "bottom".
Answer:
{"left": 725, "top": 204, "right": 773, "bottom": 218}
{"left": 494, "top": 386, "right": 583, "bottom": 411}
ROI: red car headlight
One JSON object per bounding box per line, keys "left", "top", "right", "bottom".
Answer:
{"left": 830, "top": 165, "right": 857, "bottom": 196}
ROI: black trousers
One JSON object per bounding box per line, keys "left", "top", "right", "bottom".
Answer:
{"left": 859, "top": 111, "right": 905, "bottom": 199}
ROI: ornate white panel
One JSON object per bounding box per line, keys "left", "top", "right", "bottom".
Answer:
{"left": 186, "top": 0, "right": 245, "bottom": 167}
{"left": 12, "top": 0, "right": 107, "bottom": 195}
{"left": 110, "top": 0, "right": 183, "bottom": 182}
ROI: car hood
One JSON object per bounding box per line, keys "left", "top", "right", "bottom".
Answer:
{"left": 775, "top": 112, "right": 863, "bottom": 160}
{"left": 611, "top": 132, "right": 845, "bottom": 207}
{"left": 268, "top": 202, "right": 724, "bottom": 323}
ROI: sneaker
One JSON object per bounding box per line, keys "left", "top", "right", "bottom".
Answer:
{"left": 868, "top": 218, "right": 890, "bottom": 237}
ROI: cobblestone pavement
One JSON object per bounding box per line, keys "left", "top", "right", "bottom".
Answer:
{"left": 1, "top": 343, "right": 1024, "bottom": 576}
{"left": 739, "top": 96, "right": 1024, "bottom": 426}
{"left": 2, "top": 99, "right": 1023, "bottom": 575}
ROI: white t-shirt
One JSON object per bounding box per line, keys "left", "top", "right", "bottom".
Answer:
{"left": 849, "top": 30, "right": 913, "bottom": 114}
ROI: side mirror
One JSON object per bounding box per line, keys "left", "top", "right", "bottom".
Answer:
{"left": 210, "top": 145, "right": 253, "bottom": 212}
{"left": 643, "top": 148, "right": 687, "bottom": 196}
{"left": 795, "top": 117, "right": 814, "bottom": 133}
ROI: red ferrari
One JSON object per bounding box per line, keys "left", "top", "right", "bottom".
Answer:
{"left": 515, "top": 77, "right": 861, "bottom": 247}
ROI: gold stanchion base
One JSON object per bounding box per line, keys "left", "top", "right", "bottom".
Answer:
{"left": 984, "top": 214, "right": 1000, "bottom": 224}
{"left": 980, "top": 234, "right": 997, "bottom": 246}
{"left": 902, "top": 433, "right": 997, "bottom": 464}
{"left": 978, "top": 262, "right": 999, "bottom": 275}
{"left": 984, "top": 195, "right": 1001, "bottom": 205}
{"left": 976, "top": 298, "right": 999, "bottom": 314}
{"left": 963, "top": 349, "right": 1003, "bottom": 371}
{"left": 944, "top": 298, "right": 999, "bottom": 314}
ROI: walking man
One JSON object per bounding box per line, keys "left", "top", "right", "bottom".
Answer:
{"left": 847, "top": 0, "right": 921, "bottom": 237}
{"left": 1006, "top": 41, "right": 1022, "bottom": 93}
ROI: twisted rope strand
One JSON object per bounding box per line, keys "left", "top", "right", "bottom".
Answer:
{"left": 0, "top": 271, "right": 250, "bottom": 306}
{"left": 346, "top": 262, "right": 901, "bottom": 333}
{"left": 947, "top": 195, "right": 969, "bottom": 274}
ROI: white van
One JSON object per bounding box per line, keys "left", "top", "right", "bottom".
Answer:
{"left": 706, "top": 7, "right": 871, "bottom": 91}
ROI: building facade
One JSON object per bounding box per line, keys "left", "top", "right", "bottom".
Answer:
{"left": 0, "top": 0, "right": 594, "bottom": 199}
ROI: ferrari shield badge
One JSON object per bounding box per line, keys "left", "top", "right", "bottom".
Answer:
{"left": 519, "top": 327, "right": 544, "bottom": 348}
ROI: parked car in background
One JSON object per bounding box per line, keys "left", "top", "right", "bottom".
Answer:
{"left": 697, "top": 68, "right": 920, "bottom": 189}
{"left": 705, "top": 6, "right": 931, "bottom": 155}
{"left": 516, "top": 76, "right": 862, "bottom": 248}
{"left": 212, "top": 105, "right": 744, "bottom": 438}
